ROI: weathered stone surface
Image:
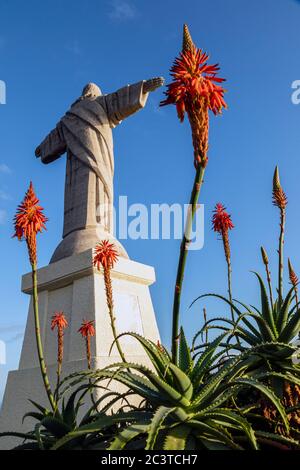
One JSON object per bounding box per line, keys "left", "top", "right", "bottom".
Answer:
{"left": 0, "top": 249, "right": 160, "bottom": 449}
{"left": 35, "top": 78, "right": 164, "bottom": 263}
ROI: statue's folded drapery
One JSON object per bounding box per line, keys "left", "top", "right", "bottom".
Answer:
{"left": 38, "top": 81, "right": 148, "bottom": 238}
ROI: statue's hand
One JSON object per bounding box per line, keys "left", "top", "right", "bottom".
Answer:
{"left": 35, "top": 145, "right": 41, "bottom": 157}
{"left": 143, "top": 77, "right": 164, "bottom": 93}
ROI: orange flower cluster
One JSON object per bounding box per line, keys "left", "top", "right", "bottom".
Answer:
{"left": 78, "top": 320, "right": 95, "bottom": 338}
{"left": 160, "top": 25, "right": 227, "bottom": 168}
{"left": 212, "top": 203, "right": 234, "bottom": 234}
{"left": 212, "top": 203, "right": 234, "bottom": 264}
{"left": 272, "top": 166, "right": 287, "bottom": 211}
{"left": 51, "top": 312, "right": 68, "bottom": 331}
{"left": 93, "top": 240, "right": 119, "bottom": 270}
{"left": 161, "top": 46, "right": 226, "bottom": 120}
{"left": 78, "top": 319, "right": 95, "bottom": 369}
{"left": 14, "top": 182, "right": 47, "bottom": 265}
{"left": 51, "top": 312, "right": 68, "bottom": 378}
{"left": 288, "top": 259, "right": 298, "bottom": 287}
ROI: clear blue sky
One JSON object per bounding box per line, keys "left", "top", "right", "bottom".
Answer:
{"left": 1, "top": 0, "right": 300, "bottom": 400}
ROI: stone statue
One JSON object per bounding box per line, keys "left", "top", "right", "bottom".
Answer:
{"left": 35, "top": 77, "right": 164, "bottom": 263}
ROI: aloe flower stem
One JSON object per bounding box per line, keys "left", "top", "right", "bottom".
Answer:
{"left": 278, "top": 208, "right": 285, "bottom": 306}
{"left": 55, "top": 328, "right": 63, "bottom": 400}
{"left": 226, "top": 258, "right": 235, "bottom": 323}
{"left": 265, "top": 265, "right": 274, "bottom": 311}
{"left": 295, "top": 287, "right": 299, "bottom": 312}
{"left": 203, "top": 307, "right": 208, "bottom": 344}
{"left": 172, "top": 164, "right": 205, "bottom": 363}
{"left": 103, "top": 268, "right": 127, "bottom": 363}
{"left": 32, "top": 264, "right": 56, "bottom": 411}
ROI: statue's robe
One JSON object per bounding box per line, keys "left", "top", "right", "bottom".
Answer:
{"left": 38, "top": 81, "right": 148, "bottom": 239}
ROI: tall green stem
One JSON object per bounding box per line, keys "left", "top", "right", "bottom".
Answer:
{"left": 265, "top": 265, "right": 274, "bottom": 311}
{"left": 278, "top": 208, "right": 285, "bottom": 307}
{"left": 32, "top": 264, "right": 56, "bottom": 411}
{"left": 227, "top": 259, "right": 235, "bottom": 323}
{"left": 109, "top": 308, "right": 127, "bottom": 363}
{"left": 172, "top": 164, "right": 205, "bottom": 364}
{"left": 104, "top": 269, "right": 127, "bottom": 363}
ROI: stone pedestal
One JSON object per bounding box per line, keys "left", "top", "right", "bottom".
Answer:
{"left": 0, "top": 249, "right": 160, "bottom": 449}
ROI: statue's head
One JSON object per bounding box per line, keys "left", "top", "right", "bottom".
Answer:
{"left": 81, "top": 83, "right": 102, "bottom": 98}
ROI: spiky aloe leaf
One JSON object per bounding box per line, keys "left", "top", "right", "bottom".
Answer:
{"left": 191, "top": 332, "right": 228, "bottom": 387}
{"left": 146, "top": 406, "right": 176, "bottom": 450}
{"left": 90, "top": 362, "right": 191, "bottom": 407}
{"left": 51, "top": 411, "right": 152, "bottom": 450}
{"left": 253, "top": 272, "right": 277, "bottom": 336}
{"left": 109, "top": 423, "right": 148, "bottom": 450}
{"left": 111, "top": 332, "right": 172, "bottom": 381}
{"left": 163, "top": 424, "right": 191, "bottom": 450}
{"left": 255, "top": 430, "right": 300, "bottom": 449}
{"left": 200, "top": 409, "right": 257, "bottom": 449}
{"left": 41, "top": 416, "right": 71, "bottom": 438}
{"left": 27, "top": 399, "right": 50, "bottom": 415}
{"left": 22, "top": 411, "right": 45, "bottom": 423}
{"left": 278, "top": 308, "right": 300, "bottom": 342}
{"left": 276, "top": 286, "right": 295, "bottom": 333}
{"left": 0, "top": 431, "right": 39, "bottom": 441}
{"left": 100, "top": 391, "right": 136, "bottom": 415}
{"left": 169, "top": 363, "right": 193, "bottom": 402}
{"left": 34, "top": 423, "right": 45, "bottom": 450}
{"left": 80, "top": 391, "right": 133, "bottom": 425}
{"left": 232, "top": 299, "right": 262, "bottom": 338}
{"left": 232, "top": 377, "right": 289, "bottom": 431}
{"left": 256, "top": 371, "right": 300, "bottom": 388}
{"left": 192, "top": 319, "right": 233, "bottom": 348}
{"left": 247, "top": 312, "right": 277, "bottom": 342}
{"left": 197, "top": 386, "right": 241, "bottom": 414}
{"left": 189, "top": 420, "right": 242, "bottom": 450}
{"left": 191, "top": 357, "right": 239, "bottom": 410}
{"left": 86, "top": 364, "right": 165, "bottom": 404}
{"left": 190, "top": 293, "right": 244, "bottom": 319}
{"left": 62, "top": 385, "right": 87, "bottom": 428}
{"left": 179, "top": 327, "right": 193, "bottom": 373}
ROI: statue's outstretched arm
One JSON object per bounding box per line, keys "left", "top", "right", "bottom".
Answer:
{"left": 143, "top": 77, "right": 164, "bottom": 93}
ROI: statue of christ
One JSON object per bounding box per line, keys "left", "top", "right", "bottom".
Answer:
{"left": 36, "top": 77, "right": 164, "bottom": 262}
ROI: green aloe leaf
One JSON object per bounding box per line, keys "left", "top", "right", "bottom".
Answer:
{"left": 191, "top": 332, "right": 228, "bottom": 387}
{"left": 190, "top": 293, "right": 244, "bottom": 319}
{"left": 109, "top": 423, "right": 148, "bottom": 450}
{"left": 189, "top": 420, "right": 242, "bottom": 450}
{"left": 252, "top": 272, "right": 277, "bottom": 336}
{"left": 52, "top": 411, "right": 152, "bottom": 450}
{"left": 278, "top": 308, "right": 300, "bottom": 343}
{"left": 163, "top": 424, "right": 191, "bottom": 450}
{"left": 146, "top": 406, "right": 176, "bottom": 450}
{"left": 232, "top": 377, "right": 289, "bottom": 431}
{"left": 169, "top": 363, "right": 193, "bottom": 401}
{"left": 41, "top": 416, "right": 71, "bottom": 438}
{"left": 255, "top": 430, "right": 300, "bottom": 449}
{"left": 276, "top": 286, "right": 295, "bottom": 333}
{"left": 111, "top": 332, "right": 172, "bottom": 381}
{"left": 179, "top": 327, "right": 193, "bottom": 373}
{"left": 200, "top": 409, "right": 257, "bottom": 449}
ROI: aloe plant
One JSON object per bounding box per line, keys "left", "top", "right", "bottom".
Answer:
{"left": 192, "top": 272, "right": 300, "bottom": 367}
{"left": 49, "top": 332, "right": 299, "bottom": 450}
{"left": 0, "top": 383, "right": 139, "bottom": 450}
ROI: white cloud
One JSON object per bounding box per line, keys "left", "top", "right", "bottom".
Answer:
{"left": 108, "top": 0, "right": 137, "bottom": 21}
{"left": 0, "top": 164, "right": 11, "bottom": 174}
{"left": 0, "top": 209, "right": 7, "bottom": 224}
